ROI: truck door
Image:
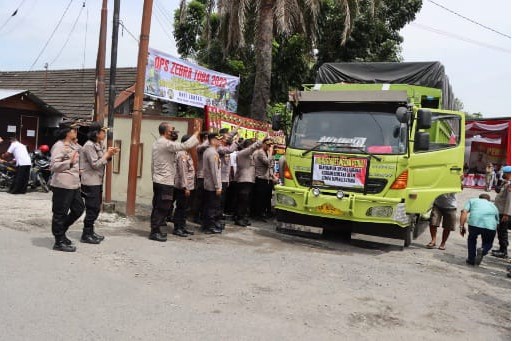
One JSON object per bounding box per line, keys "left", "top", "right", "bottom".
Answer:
{"left": 406, "top": 110, "right": 465, "bottom": 213}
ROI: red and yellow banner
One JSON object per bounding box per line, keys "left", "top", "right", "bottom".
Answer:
{"left": 205, "top": 106, "right": 285, "bottom": 147}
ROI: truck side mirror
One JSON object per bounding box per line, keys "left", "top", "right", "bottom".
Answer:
{"left": 417, "top": 109, "right": 432, "bottom": 129}
{"left": 414, "top": 132, "right": 430, "bottom": 151}
{"left": 395, "top": 107, "right": 410, "bottom": 123}
{"left": 272, "top": 114, "right": 282, "bottom": 131}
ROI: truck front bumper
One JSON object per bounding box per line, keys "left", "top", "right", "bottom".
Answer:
{"left": 274, "top": 185, "right": 410, "bottom": 228}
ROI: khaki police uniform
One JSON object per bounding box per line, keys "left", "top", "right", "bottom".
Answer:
{"left": 235, "top": 140, "right": 262, "bottom": 223}
{"left": 202, "top": 145, "right": 222, "bottom": 230}
{"left": 150, "top": 136, "right": 199, "bottom": 233}
{"left": 252, "top": 148, "right": 274, "bottom": 218}
{"left": 50, "top": 140, "right": 85, "bottom": 240}
{"left": 173, "top": 150, "right": 195, "bottom": 230}
{"left": 192, "top": 140, "right": 209, "bottom": 222}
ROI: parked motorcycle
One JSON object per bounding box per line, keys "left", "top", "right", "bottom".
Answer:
{"left": 0, "top": 161, "right": 16, "bottom": 191}
{"left": 29, "top": 150, "right": 51, "bottom": 192}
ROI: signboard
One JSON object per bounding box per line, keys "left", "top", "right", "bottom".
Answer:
{"left": 205, "top": 106, "right": 286, "bottom": 148}
{"left": 312, "top": 153, "right": 369, "bottom": 190}
{"left": 145, "top": 48, "right": 240, "bottom": 112}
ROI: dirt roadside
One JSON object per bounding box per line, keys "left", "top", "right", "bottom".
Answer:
{"left": 0, "top": 188, "right": 509, "bottom": 340}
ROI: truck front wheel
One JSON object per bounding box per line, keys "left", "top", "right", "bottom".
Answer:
{"left": 404, "top": 226, "right": 413, "bottom": 247}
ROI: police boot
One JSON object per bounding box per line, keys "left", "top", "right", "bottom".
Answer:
{"left": 172, "top": 225, "right": 188, "bottom": 238}
{"left": 53, "top": 236, "right": 76, "bottom": 252}
{"left": 81, "top": 227, "right": 101, "bottom": 244}
{"left": 149, "top": 228, "right": 167, "bottom": 242}
{"left": 492, "top": 250, "right": 508, "bottom": 258}
{"left": 63, "top": 235, "right": 74, "bottom": 246}
{"left": 91, "top": 226, "right": 105, "bottom": 242}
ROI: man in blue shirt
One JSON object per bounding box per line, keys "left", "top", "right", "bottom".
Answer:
{"left": 460, "top": 193, "right": 500, "bottom": 266}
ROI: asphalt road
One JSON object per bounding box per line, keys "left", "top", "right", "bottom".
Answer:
{"left": 0, "top": 188, "right": 509, "bottom": 340}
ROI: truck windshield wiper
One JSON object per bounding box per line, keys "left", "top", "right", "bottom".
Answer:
{"left": 353, "top": 148, "right": 382, "bottom": 162}
{"left": 301, "top": 141, "right": 331, "bottom": 156}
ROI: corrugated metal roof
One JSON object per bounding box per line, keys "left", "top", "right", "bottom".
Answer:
{"left": 0, "top": 89, "right": 27, "bottom": 100}
{"left": 0, "top": 68, "right": 137, "bottom": 120}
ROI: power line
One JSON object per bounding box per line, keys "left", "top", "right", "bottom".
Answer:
{"left": 0, "top": 0, "right": 28, "bottom": 34}
{"left": 155, "top": 0, "right": 174, "bottom": 24}
{"left": 411, "top": 23, "right": 510, "bottom": 54}
{"left": 28, "top": 0, "right": 75, "bottom": 70}
{"left": 153, "top": 4, "right": 174, "bottom": 42}
{"left": 50, "top": 1, "right": 86, "bottom": 66}
{"left": 119, "top": 21, "right": 139, "bottom": 43}
{"left": 427, "top": 0, "right": 511, "bottom": 39}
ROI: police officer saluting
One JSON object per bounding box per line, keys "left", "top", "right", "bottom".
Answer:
{"left": 79, "top": 122, "right": 118, "bottom": 244}
{"left": 202, "top": 133, "right": 224, "bottom": 234}
{"left": 252, "top": 138, "right": 274, "bottom": 221}
{"left": 149, "top": 122, "right": 200, "bottom": 242}
{"left": 218, "top": 127, "right": 239, "bottom": 218}
{"left": 234, "top": 137, "right": 264, "bottom": 227}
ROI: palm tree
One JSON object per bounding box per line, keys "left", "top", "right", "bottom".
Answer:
{"left": 216, "top": 0, "right": 367, "bottom": 120}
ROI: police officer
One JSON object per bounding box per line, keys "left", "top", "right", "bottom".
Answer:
{"left": 252, "top": 138, "right": 274, "bottom": 221}
{"left": 234, "top": 137, "right": 264, "bottom": 227}
{"left": 149, "top": 122, "right": 200, "bottom": 242}
{"left": 218, "top": 127, "right": 239, "bottom": 218}
{"left": 79, "top": 122, "right": 118, "bottom": 244}
{"left": 202, "top": 133, "right": 224, "bottom": 234}
{"left": 492, "top": 165, "right": 511, "bottom": 258}
{"left": 50, "top": 122, "right": 85, "bottom": 252}
{"left": 192, "top": 132, "right": 209, "bottom": 224}
{"left": 165, "top": 129, "right": 180, "bottom": 223}
{"left": 172, "top": 134, "right": 196, "bottom": 237}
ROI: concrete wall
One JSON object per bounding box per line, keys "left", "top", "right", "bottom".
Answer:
{"left": 111, "top": 115, "right": 198, "bottom": 205}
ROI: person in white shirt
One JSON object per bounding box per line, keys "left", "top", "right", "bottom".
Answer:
{"left": 1, "top": 135, "right": 31, "bottom": 194}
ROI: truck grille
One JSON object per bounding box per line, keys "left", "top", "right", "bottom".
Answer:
{"left": 294, "top": 171, "right": 388, "bottom": 194}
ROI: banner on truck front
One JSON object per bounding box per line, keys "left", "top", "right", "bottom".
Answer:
{"left": 144, "top": 48, "right": 240, "bottom": 112}
{"left": 312, "top": 153, "right": 368, "bottom": 189}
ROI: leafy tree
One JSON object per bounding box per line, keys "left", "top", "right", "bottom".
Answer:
{"left": 173, "top": 0, "right": 422, "bottom": 120}
{"left": 215, "top": 0, "right": 368, "bottom": 120}
{"left": 315, "top": 0, "right": 422, "bottom": 67}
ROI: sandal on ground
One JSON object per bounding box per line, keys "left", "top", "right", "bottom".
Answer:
{"left": 438, "top": 246, "right": 446, "bottom": 251}
{"left": 426, "top": 242, "right": 436, "bottom": 249}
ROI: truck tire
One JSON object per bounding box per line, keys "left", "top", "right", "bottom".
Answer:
{"left": 404, "top": 226, "right": 413, "bottom": 247}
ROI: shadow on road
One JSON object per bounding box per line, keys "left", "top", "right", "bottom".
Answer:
{"left": 31, "top": 236, "right": 54, "bottom": 250}
{"left": 252, "top": 224, "right": 404, "bottom": 255}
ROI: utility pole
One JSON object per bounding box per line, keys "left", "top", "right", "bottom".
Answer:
{"left": 126, "top": 0, "right": 153, "bottom": 216}
{"left": 93, "top": 0, "right": 108, "bottom": 123}
{"left": 104, "top": 0, "right": 121, "bottom": 210}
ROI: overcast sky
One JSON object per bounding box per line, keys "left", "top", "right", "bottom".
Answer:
{"left": 0, "top": 0, "right": 509, "bottom": 117}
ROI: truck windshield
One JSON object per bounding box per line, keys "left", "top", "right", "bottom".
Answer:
{"left": 290, "top": 111, "right": 407, "bottom": 155}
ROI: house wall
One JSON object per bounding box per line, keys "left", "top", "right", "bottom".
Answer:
{"left": 111, "top": 115, "right": 201, "bottom": 206}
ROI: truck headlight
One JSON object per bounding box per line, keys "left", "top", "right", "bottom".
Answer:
{"left": 336, "top": 191, "right": 345, "bottom": 199}
{"left": 312, "top": 188, "right": 320, "bottom": 197}
{"left": 276, "top": 194, "right": 297, "bottom": 207}
{"left": 366, "top": 206, "right": 393, "bottom": 217}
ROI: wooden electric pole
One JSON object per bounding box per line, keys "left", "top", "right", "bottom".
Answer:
{"left": 94, "top": 0, "right": 108, "bottom": 123}
{"left": 126, "top": 0, "right": 153, "bottom": 216}
{"left": 104, "top": 0, "right": 121, "bottom": 208}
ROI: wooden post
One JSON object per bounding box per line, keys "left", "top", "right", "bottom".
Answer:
{"left": 93, "top": 0, "right": 108, "bottom": 123}
{"left": 104, "top": 0, "right": 121, "bottom": 208}
{"left": 126, "top": 0, "right": 153, "bottom": 216}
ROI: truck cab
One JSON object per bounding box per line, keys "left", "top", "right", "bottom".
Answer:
{"left": 274, "top": 81, "right": 465, "bottom": 247}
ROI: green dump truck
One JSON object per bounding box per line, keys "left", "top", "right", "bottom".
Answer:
{"left": 272, "top": 62, "right": 465, "bottom": 247}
